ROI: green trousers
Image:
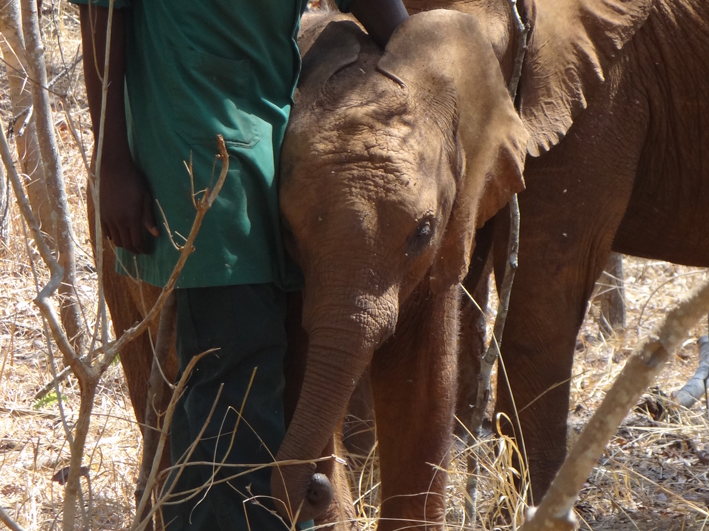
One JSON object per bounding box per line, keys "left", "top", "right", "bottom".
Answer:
{"left": 162, "top": 284, "right": 292, "bottom": 530}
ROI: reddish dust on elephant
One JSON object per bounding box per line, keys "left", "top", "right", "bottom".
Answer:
{"left": 98, "top": 0, "right": 709, "bottom": 529}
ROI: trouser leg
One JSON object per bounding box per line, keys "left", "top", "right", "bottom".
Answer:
{"left": 162, "top": 284, "right": 288, "bottom": 531}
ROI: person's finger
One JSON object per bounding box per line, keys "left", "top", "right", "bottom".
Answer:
{"left": 116, "top": 224, "right": 138, "bottom": 254}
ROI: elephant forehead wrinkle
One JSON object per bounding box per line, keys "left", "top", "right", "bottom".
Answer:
{"left": 340, "top": 168, "right": 417, "bottom": 203}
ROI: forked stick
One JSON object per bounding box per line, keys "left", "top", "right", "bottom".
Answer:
{"left": 465, "top": 0, "right": 529, "bottom": 520}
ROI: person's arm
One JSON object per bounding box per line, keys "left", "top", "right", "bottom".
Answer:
{"left": 348, "top": 0, "right": 408, "bottom": 48}
{"left": 80, "top": 5, "right": 158, "bottom": 254}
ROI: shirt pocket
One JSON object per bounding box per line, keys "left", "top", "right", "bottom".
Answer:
{"left": 167, "top": 46, "right": 260, "bottom": 148}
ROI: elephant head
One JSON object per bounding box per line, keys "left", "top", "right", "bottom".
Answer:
{"left": 271, "top": 10, "right": 528, "bottom": 522}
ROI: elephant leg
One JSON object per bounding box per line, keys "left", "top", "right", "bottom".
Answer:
{"left": 371, "top": 285, "right": 459, "bottom": 531}
{"left": 493, "top": 123, "right": 640, "bottom": 502}
{"left": 284, "top": 292, "right": 358, "bottom": 530}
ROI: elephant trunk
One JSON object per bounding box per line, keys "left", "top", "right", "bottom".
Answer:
{"left": 272, "top": 289, "right": 397, "bottom": 522}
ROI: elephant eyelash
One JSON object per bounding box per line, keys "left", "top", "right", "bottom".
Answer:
{"left": 405, "top": 218, "right": 435, "bottom": 257}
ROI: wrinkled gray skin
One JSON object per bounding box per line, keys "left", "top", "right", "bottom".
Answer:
{"left": 271, "top": 10, "right": 527, "bottom": 530}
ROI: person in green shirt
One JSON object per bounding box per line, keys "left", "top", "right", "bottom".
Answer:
{"left": 76, "top": 0, "right": 408, "bottom": 529}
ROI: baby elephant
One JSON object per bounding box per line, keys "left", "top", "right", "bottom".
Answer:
{"left": 272, "top": 10, "right": 528, "bottom": 530}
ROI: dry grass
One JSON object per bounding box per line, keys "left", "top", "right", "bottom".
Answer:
{"left": 2, "top": 2, "right": 709, "bottom": 530}
{"left": 566, "top": 262, "right": 709, "bottom": 531}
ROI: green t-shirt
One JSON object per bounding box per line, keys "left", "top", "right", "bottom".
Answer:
{"left": 73, "top": 0, "right": 353, "bottom": 289}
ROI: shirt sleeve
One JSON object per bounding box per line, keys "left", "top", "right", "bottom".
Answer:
{"left": 333, "top": 0, "right": 354, "bottom": 13}
{"left": 67, "top": 0, "right": 132, "bottom": 8}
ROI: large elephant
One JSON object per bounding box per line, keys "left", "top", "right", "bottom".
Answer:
{"left": 495, "top": 0, "right": 709, "bottom": 503}
{"left": 401, "top": 0, "right": 709, "bottom": 505}
{"left": 270, "top": 9, "right": 527, "bottom": 529}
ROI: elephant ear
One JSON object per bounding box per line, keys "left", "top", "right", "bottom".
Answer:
{"left": 298, "top": 12, "right": 354, "bottom": 59}
{"left": 296, "top": 19, "right": 362, "bottom": 104}
{"left": 520, "top": 0, "right": 653, "bottom": 156}
{"left": 377, "top": 10, "right": 529, "bottom": 293}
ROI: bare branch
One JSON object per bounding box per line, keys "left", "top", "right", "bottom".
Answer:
{"left": 0, "top": 111, "right": 82, "bottom": 372}
{"left": 21, "top": 0, "right": 83, "bottom": 351}
{"left": 507, "top": 0, "right": 529, "bottom": 100}
{"left": 135, "top": 291, "right": 177, "bottom": 527}
{"left": 132, "top": 350, "right": 217, "bottom": 531}
{"left": 0, "top": 0, "right": 53, "bottom": 238}
{"left": 0, "top": 506, "right": 27, "bottom": 531}
{"left": 34, "top": 364, "right": 72, "bottom": 400}
{"left": 466, "top": 195, "right": 521, "bottom": 519}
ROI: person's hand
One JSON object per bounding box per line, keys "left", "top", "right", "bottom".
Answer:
{"left": 98, "top": 157, "right": 159, "bottom": 254}
{"left": 79, "top": 6, "right": 157, "bottom": 254}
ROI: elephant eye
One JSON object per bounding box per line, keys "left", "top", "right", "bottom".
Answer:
{"left": 406, "top": 218, "right": 435, "bottom": 257}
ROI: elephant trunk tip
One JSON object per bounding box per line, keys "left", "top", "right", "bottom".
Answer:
{"left": 306, "top": 472, "right": 334, "bottom": 510}
{"left": 273, "top": 471, "right": 334, "bottom": 524}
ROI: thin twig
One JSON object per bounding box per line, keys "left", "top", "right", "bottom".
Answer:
{"left": 22, "top": 0, "right": 83, "bottom": 354}
{"left": 465, "top": 0, "right": 528, "bottom": 520}
{"left": 96, "top": 136, "right": 230, "bottom": 372}
{"left": 0, "top": 110, "right": 81, "bottom": 370}
{"left": 132, "top": 351, "right": 220, "bottom": 531}
{"left": 466, "top": 194, "right": 521, "bottom": 516}
{"left": 19, "top": 216, "right": 74, "bottom": 449}
{"left": 34, "top": 364, "right": 72, "bottom": 400}
{"left": 90, "top": 0, "right": 116, "bottom": 369}
{"left": 507, "top": 0, "right": 529, "bottom": 101}
{"left": 135, "top": 291, "right": 177, "bottom": 528}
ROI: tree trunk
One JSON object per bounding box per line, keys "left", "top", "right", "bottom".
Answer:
{"left": 0, "top": 0, "right": 53, "bottom": 240}
{"left": 20, "top": 0, "right": 83, "bottom": 352}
